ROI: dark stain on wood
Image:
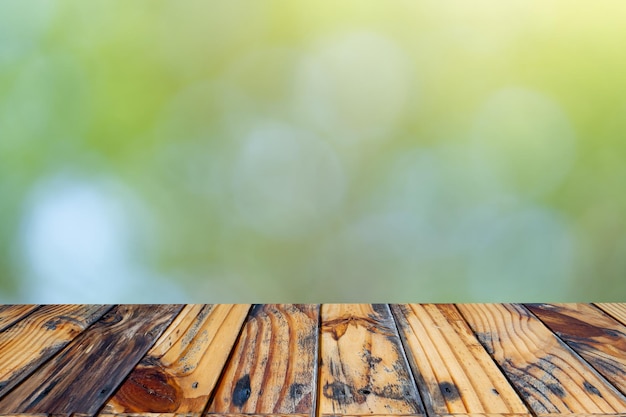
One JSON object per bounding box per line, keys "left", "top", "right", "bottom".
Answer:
{"left": 375, "top": 382, "right": 417, "bottom": 402}
{"left": 526, "top": 304, "right": 621, "bottom": 339}
{"left": 583, "top": 381, "right": 603, "bottom": 397}
{"left": 289, "top": 383, "right": 305, "bottom": 400}
{"left": 546, "top": 383, "right": 566, "bottom": 399}
{"left": 439, "top": 381, "right": 460, "bottom": 401}
{"left": 371, "top": 303, "right": 389, "bottom": 318}
{"left": 361, "top": 348, "right": 383, "bottom": 368}
{"left": 323, "top": 381, "right": 355, "bottom": 405}
{"left": 232, "top": 374, "right": 252, "bottom": 407}
{"left": 473, "top": 332, "right": 496, "bottom": 355}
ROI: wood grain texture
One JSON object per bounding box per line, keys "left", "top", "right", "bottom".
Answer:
{"left": 0, "top": 304, "right": 110, "bottom": 398}
{"left": 203, "top": 415, "right": 308, "bottom": 417}
{"left": 596, "top": 303, "right": 626, "bottom": 327}
{"left": 391, "top": 304, "right": 528, "bottom": 415}
{"left": 0, "top": 304, "right": 183, "bottom": 415}
{"left": 208, "top": 304, "right": 319, "bottom": 414}
{"left": 318, "top": 304, "right": 424, "bottom": 416}
{"left": 436, "top": 414, "right": 532, "bottom": 417}
{"left": 0, "top": 305, "right": 39, "bottom": 332}
{"left": 0, "top": 414, "right": 49, "bottom": 417}
{"left": 526, "top": 303, "right": 626, "bottom": 395}
{"left": 103, "top": 304, "right": 250, "bottom": 414}
{"left": 98, "top": 414, "right": 200, "bottom": 417}
{"left": 457, "top": 303, "right": 626, "bottom": 415}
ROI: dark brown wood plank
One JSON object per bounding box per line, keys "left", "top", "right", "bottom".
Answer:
{"left": 0, "top": 304, "right": 183, "bottom": 415}
{"left": 0, "top": 305, "right": 39, "bottom": 332}
{"left": 208, "top": 304, "right": 319, "bottom": 414}
{"left": 458, "top": 303, "right": 626, "bottom": 416}
{"left": 318, "top": 304, "right": 424, "bottom": 416}
{"left": 392, "top": 304, "right": 528, "bottom": 415}
{"left": 102, "top": 304, "right": 250, "bottom": 413}
{"left": 0, "top": 304, "right": 110, "bottom": 398}
{"left": 526, "top": 303, "right": 626, "bottom": 395}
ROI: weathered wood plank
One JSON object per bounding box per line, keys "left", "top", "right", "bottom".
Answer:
{"left": 526, "top": 303, "right": 626, "bottom": 395}
{"left": 98, "top": 414, "right": 201, "bottom": 417}
{"left": 0, "top": 304, "right": 111, "bottom": 398}
{"left": 0, "top": 414, "right": 49, "bottom": 417}
{"left": 391, "top": 304, "right": 528, "bottom": 415}
{"left": 435, "top": 414, "right": 532, "bottom": 417}
{"left": 102, "top": 304, "right": 250, "bottom": 414}
{"left": 0, "top": 304, "right": 183, "bottom": 415}
{"left": 596, "top": 303, "right": 626, "bottom": 327}
{"left": 318, "top": 304, "right": 424, "bottom": 416}
{"left": 204, "top": 415, "right": 308, "bottom": 417}
{"left": 0, "top": 305, "right": 39, "bottom": 332}
{"left": 208, "top": 304, "right": 319, "bottom": 414}
{"left": 457, "top": 303, "right": 626, "bottom": 416}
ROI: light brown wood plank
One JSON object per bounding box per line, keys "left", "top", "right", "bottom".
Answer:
{"left": 596, "top": 303, "right": 626, "bottom": 327}
{"left": 436, "top": 414, "right": 532, "bottom": 417}
{"left": 318, "top": 304, "right": 424, "bottom": 416}
{"left": 103, "top": 304, "right": 250, "bottom": 414}
{"left": 0, "top": 304, "right": 183, "bottom": 415}
{"left": 391, "top": 304, "right": 528, "bottom": 415}
{"left": 204, "top": 415, "right": 308, "bottom": 417}
{"left": 208, "top": 304, "right": 319, "bottom": 414}
{"left": 0, "top": 414, "right": 49, "bottom": 417}
{"left": 0, "top": 305, "right": 39, "bottom": 332}
{"left": 526, "top": 303, "right": 626, "bottom": 395}
{"left": 458, "top": 303, "right": 626, "bottom": 415}
{"left": 0, "top": 304, "right": 111, "bottom": 398}
{"left": 98, "top": 414, "right": 201, "bottom": 417}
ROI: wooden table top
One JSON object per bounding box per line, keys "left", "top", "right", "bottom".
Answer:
{"left": 0, "top": 304, "right": 625, "bottom": 417}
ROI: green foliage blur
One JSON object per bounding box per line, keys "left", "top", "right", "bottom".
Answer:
{"left": 1, "top": 1, "right": 626, "bottom": 302}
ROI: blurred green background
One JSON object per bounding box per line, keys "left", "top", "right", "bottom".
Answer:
{"left": 1, "top": 1, "right": 625, "bottom": 303}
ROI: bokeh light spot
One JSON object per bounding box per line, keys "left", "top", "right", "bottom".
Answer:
{"left": 295, "top": 31, "right": 411, "bottom": 147}
{"left": 231, "top": 123, "right": 345, "bottom": 239}
{"left": 18, "top": 174, "right": 186, "bottom": 303}
{"left": 472, "top": 87, "right": 576, "bottom": 197}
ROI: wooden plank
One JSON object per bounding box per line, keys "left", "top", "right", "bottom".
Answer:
{"left": 0, "top": 304, "right": 183, "bottom": 415}
{"left": 0, "top": 414, "right": 49, "bottom": 417}
{"left": 208, "top": 304, "right": 319, "bottom": 414}
{"left": 98, "top": 414, "right": 201, "bottom": 417}
{"left": 318, "top": 304, "right": 424, "bottom": 416}
{"left": 102, "top": 304, "right": 250, "bottom": 414}
{"left": 0, "top": 304, "right": 111, "bottom": 398}
{"left": 0, "top": 305, "right": 39, "bottom": 332}
{"left": 526, "top": 303, "right": 626, "bottom": 395}
{"left": 596, "top": 303, "right": 626, "bottom": 327}
{"left": 457, "top": 303, "right": 626, "bottom": 416}
{"left": 391, "top": 304, "right": 528, "bottom": 415}
{"left": 435, "top": 414, "right": 532, "bottom": 417}
{"left": 203, "top": 415, "right": 308, "bottom": 417}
